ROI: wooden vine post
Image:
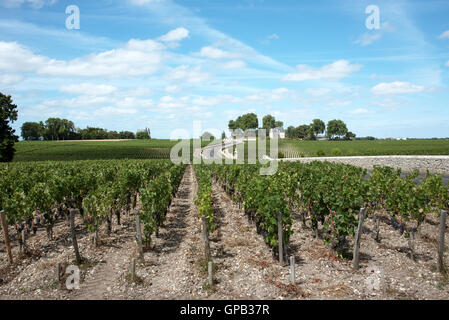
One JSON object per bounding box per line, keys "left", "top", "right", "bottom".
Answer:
{"left": 0, "top": 210, "right": 13, "bottom": 264}
{"left": 278, "top": 212, "right": 284, "bottom": 265}
{"left": 21, "top": 229, "right": 27, "bottom": 253}
{"left": 289, "top": 255, "right": 295, "bottom": 284}
{"left": 69, "top": 209, "right": 82, "bottom": 264}
{"left": 202, "top": 215, "right": 211, "bottom": 261}
{"left": 438, "top": 210, "right": 447, "bottom": 273}
{"left": 208, "top": 261, "right": 213, "bottom": 287}
{"left": 130, "top": 258, "right": 137, "bottom": 282}
{"left": 134, "top": 210, "right": 144, "bottom": 260}
{"left": 352, "top": 207, "right": 366, "bottom": 270}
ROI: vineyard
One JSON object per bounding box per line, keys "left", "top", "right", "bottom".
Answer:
{"left": 0, "top": 159, "right": 449, "bottom": 299}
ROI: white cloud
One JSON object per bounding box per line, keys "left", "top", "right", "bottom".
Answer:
{"left": 164, "top": 85, "right": 180, "bottom": 93}
{"left": 0, "top": 39, "right": 165, "bottom": 77}
{"left": 304, "top": 88, "right": 332, "bottom": 96}
{"left": 348, "top": 108, "right": 369, "bottom": 114}
{"left": 221, "top": 60, "right": 246, "bottom": 69}
{"left": 115, "top": 97, "right": 153, "bottom": 108}
{"left": 198, "top": 46, "right": 241, "bottom": 59}
{"left": 354, "top": 33, "right": 382, "bottom": 46}
{"left": 438, "top": 30, "right": 449, "bottom": 39}
{"left": 157, "top": 27, "right": 189, "bottom": 42}
{"left": 328, "top": 100, "right": 352, "bottom": 107}
{"left": 165, "top": 65, "right": 210, "bottom": 83}
{"left": 446, "top": 60, "right": 449, "bottom": 67}
{"left": 0, "top": 73, "right": 22, "bottom": 85}
{"left": 282, "top": 60, "right": 362, "bottom": 81}
{"left": 371, "top": 81, "right": 427, "bottom": 95}
{"left": 60, "top": 83, "right": 117, "bottom": 96}
{"left": 96, "top": 106, "right": 138, "bottom": 116}
{"left": 1, "top": 0, "right": 57, "bottom": 9}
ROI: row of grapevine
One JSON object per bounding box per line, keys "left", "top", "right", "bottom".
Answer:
{"left": 206, "top": 161, "right": 448, "bottom": 258}
{"left": 193, "top": 165, "right": 215, "bottom": 233}
{"left": 139, "top": 164, "right": 186, "bottom": 247}
{"left": 207, "top": 163, "right": 293, "bottom": 260}
{"left": 0, "top": 160, "right": 185, "bottom": 258}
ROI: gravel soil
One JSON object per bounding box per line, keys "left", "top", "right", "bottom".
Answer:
{"left": 280, "top": 156, "right": 449, "bottom": 176}
{"left": 1, "top": 164, "right": 449, "bottom": 300}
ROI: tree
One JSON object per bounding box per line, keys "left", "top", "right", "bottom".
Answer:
{"left": 0, "top": 92, "right": 18, "bottom": 162}
{"left": 107, "top": 131, "right": 120, "bottom": 139}
{"left": 221, "top": 131, "right": 226, "bottom": 140}
{"left": 119, "top": 131, "right": 135, "bottom": 139}
{"left": 310, "top": 119, "right": 325, "bottom": 137}
{"left": 295, "top": 125, "right": 310, "bottom": 140}
{"left": 43, "top": 118, "right": 76, "bottom": 140}
{"left": 326, "top": 119, "right": 348, "bottom": 140}
{"left": 286, "top": 126, "right": 296, "bottom": 139}
{"left": 231, "top": 113, "right": 259, "bottom": 131}
{"left": 262, "top": 115, "right": 276, "bottom": 131}
{"left": 274, "top": 120, "right": 284, "bottom": 128}
{"left": 344, "top": 131, "right": 356, "bottom": 140}
{"left": 21, "top": 122, "right": 43, "bottom": 140}
{"left": 136, "top": 130, "right": 150, "bottom": 139}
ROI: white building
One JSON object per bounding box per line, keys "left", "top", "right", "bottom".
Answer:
{"left": 269, "top": 127, "right": 285, "bottom": 139}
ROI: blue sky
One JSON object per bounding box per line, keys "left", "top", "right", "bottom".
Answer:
{"left": 0, "top": 0, "right": 448, "bottom": 139}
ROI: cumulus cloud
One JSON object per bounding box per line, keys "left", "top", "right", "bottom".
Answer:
{"left": 157, "top": 27, "right": 189, "bottom": 42}
{"left": 60, "top": 83, "right": 118, "bottom": 96}
{"left": 221, "top": 60, "right": 246, "bottom": 69}
{"left": 371, "top": 81, "right": 427, "bottom": 95}
{"left": 1, "top": 0, "right": 57, "bottom": 9}
{"left": 0, "top": 73, "right": 22, "bottom": 85}
{"left": 347, "top": 108, "right": 369, "bottom": 114}
{"left": 198, "top": 46, "right": 241, "bottom": 59}
{"left": 0, "top": 39, "right": 165, "bottom": 77}
{"left": 282, "top": 60, "right": 362, "bottom": 81}
{"left": 304, "top": 88, "right": 332, "bottom": 96}
{"left": 328, "top": 100, "right": 352, "bottom": 107}
{"left": 165, "top": 65, "right": 210, "bottom": 84}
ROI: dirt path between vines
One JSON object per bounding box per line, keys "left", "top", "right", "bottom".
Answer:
{"left": 204, "top": 181, "right": 297, "bottom": 299}
{"left": 118, "top": 164, "right": 207, "bottom": 299}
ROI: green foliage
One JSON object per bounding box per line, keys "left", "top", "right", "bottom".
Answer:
{"left": 315, "top": 149, "right": 326, "bottom": 157}
{"left": 21, "top": 122, "right": 43, "bottom": 141}
{"left": 229, "top": 113, "right": 259, "bottom": 131}
{"left": 277, "top": 139, "right": 449, "bottom": 157}
{"left": 310, "top": 119, "right": 325, "bottom": 136}
{"left": 331, "top": 148, "right": 342, "bottom": 156}
{"left": 326, "top": 119, "right": 348, "bottom": 140}
{"left": 0, "top": 92, "right": 18, "bottom": 162}
{"left": 0, "top": 159, "right": 184, "bottom": 245}
{"left": 136, "top": 130, "right": 151, "bottom": 140}
{"left": 194, "top": 165, "right": 216, "bottom": 233}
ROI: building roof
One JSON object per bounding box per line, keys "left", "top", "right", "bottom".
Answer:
{"left": 270, "top": 127, "right": 285, "bottom": 133}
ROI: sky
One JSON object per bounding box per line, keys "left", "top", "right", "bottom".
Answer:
{"left": 0, "top": 0, "right": 449, "bottom": 139}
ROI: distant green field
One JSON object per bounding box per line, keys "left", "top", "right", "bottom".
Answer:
{"left": 13, "top": 139, "right": 209, "bottom": 162}
{"left": 277, "top": 139, "right": 449, "bottom": 157}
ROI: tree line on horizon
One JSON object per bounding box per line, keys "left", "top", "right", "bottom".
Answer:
{"left": 227, "top": 113, "right": 356, "bottom": 140}
{"left": 21, "top": 118, "right": 151, "bottom": 141}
